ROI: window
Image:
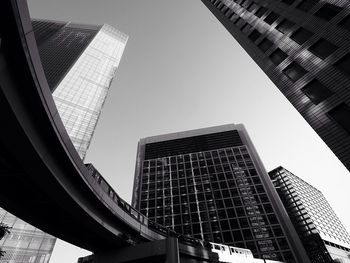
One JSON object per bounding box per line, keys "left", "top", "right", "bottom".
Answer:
{"left": 255, "top": 6, "right": 268, "bottom": 18}
{"left": 248, "top": 29, "right": 261, "bottom": 42}
{"left": 308, "top": 39, "right": 338, "bottom": 59}
{"left": 230, "top": 13, "right": 239, "bottom": 22}
{"left": 235, "top": 17, "right": 246, "bottom": 29}
{"left": 282, "top": 0, "right": 295, "bottom": 5}
{"left": 314, "top": 3, "right": 342, "bottom": 21}
{"left": 264, "top": 12, "right": 279, "bottom": 25}
{"left": 258, "top": 38, "right": 273, "bottom": 52}
{"left": 335, "top": 54, "right": 350, "bottom": 75}
{"left": 270, "top": 49, "right": 288, "bottom": 65}
{"left": 247, "top": 2, "right": 258, "bottom": 12}
{"left": 282, "top": 62, "right": 307, "bottom": 82}
{"left": 339, "top": 15, "right": 350, "bottom": 31}
{"left": 276, "top": 19, "right": 295, "bottom": 34}
{"left": 242, "top": 23, "right": 252, "bottom": 34}
{"left": 296, "top": 0, "right": 318, "bottom": 12}
{"left": 290, "top": 27, "right": 313, "bottom": 44}
{"left": 301, "top": 79, "right": 334, "bottom": 104}
{"left": 327, "top": 103, "right": 350, "bottom": 134}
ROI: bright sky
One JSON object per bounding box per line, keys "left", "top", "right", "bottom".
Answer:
{"left": 28, "top": 1, "right": 350, "bottom": 262}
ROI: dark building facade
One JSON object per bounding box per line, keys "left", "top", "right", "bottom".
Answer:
{"left": 269, "top": 167, "right": 350, "bottom": 263}
{"left": 132, "top": 124, "right": 310, "bottom": 262}
{"left": 200, "top": 0, "right": 350, "bottom": 172}
{"left": 32, "top": 19, "right": 100, "bottom": 92}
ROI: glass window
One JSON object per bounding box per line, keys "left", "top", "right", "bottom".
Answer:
{"left": 301, "top": 79, "right": 334, "bottom": 104}
{"left": 335, "top": 54, "right": 350, "bottom": 75}
{"left": 308, "top": 38, "right": 338, "bottom": 59}
{"left": 242, "top": 23, "right": 253, "bottom": 34}
{"left": 339, "top": 15, "right": 350, "bottom": 31}
{"left": 269, "top": 49, "right": 288, "bottom": 65}
{"left": 282, "top": 62, "right": 307, "bottom": 82}
{"left": 258, "top": 38, "right": 273, "bottom": 52}
{"left": 235, "top": 18, "right": 246, "bottom": 29}
{"left": 264, "top": 12, "right": 279, "bottom": 25}
{"left": 255, "top": 7, "right": 268, "bottom": 18}
{"left": 296, "top": 0, "right": 318, "bottom": 12}
{"left": 314, "top": 3, "right": 342, "bottom": 21}
{"left": 248, "top": 29, "right": 261, "bottom": 42}
{"left": 247, "top": 2, "right": 258, "bottom": 12}
{"left": 276, "top": 19, "right": 295, "bottom": 34}
{"left": 327, "top": 103, "right": 350, "bottom": 134}
{"left": 290, "top": 27, "right": 313, "bottom": 44}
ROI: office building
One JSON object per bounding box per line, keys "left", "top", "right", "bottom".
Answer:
{"left": 132, "top": 124, "right": 310, "bottom": 262}
{"left": 269, "top": 166, "right": 350, "bottom": 263}
{"left": 200, "top": 0, "right": 350, "bottom": 172}
{"left": 0, "top": 19, "right": 127, "bottom": 263}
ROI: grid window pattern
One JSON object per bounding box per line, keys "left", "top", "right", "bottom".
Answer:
{"left": 249, "top": 29, "right": 261, "bottom": 42}
{"left": 258, "top": 38, "right": 273, "bottom": 52}
{"left": 269, "top": 167, "right": 350, "bottom": 261}
{"left": 290, "top": 27, "right": 313, "bottom": 45}
{"left": 0, "top": 209, "right": 55, "bottom": 263}
{"left": 327, "top": 103, "right": 350, "bottom": 134}
{"left": 282, "top": 62, "right": 307, "bottom": 82}
{"left": 335, "top": 54, "right": 350, "bottom": 76}
{"left": 339, "top": 15, "right": 350, "bottom": 31}
{"left": 203, "top": 0, "right": 350, "bottom": 199}
{"left": 296, "top": 0, "right": 318, "bottom": 12}
{"left": 276, "top": 19, "right": 295, "bottom": 34}
{"left": 270, "top": 49, "right": 288, "bottom": 65}
{"left": 314, "top": 3, "right": 342, "bottom": 21}
{"left": 264, "top": 12, "right": 279, "bottom": 25}
{"left": 33, "top": 20, "right": 100, "bottom": 92}
{"left": 308, "top": 39, "right": 338, "bottom": 59}
{"left": 139, "top": 144, "right": 294, "bottom": 262}
{"left": 52, "top": 24, "right": 128, "bottom": 160}
{"left": 301, "top": 79, "right": 334, "bottom": 105}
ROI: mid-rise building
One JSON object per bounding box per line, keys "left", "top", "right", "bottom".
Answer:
{"left": 132, "top": 124, "right": 310, "bottom": 262}
{"left": 269, "top": 166, "right": 350, "bottom": 263}
{"left": 0, "top": 19, "right": 127, "bottom": 263}
{"left": 200, "top": 0, "right": 350, "bottom": 172}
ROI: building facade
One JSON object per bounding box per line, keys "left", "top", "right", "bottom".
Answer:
{"left": 269, "top": 167, "right": 350, "bottom": 263}
{"left": 0, "top": 19, "right": 127, "bottom": 263}
{"left": 200, "top": 0, "right": 350, "bottom": 172}
{"left": 132, "top": 124, "right": 310, "bottom": 263}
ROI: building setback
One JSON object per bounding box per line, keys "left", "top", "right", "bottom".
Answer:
{"left": 269, "top": 166, "right": 350, "bottom": 263}
{"left": 132, "top": 124, "right": 310, "bottom": 262}
{"left": 0, "top": 19, "right": 127, "bottom": 263}
{"left": 200, "top": 0, "right": 350, "bottom": 172}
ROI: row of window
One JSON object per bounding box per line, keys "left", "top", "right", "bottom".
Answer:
{"left": 281, "top": 0, "right": 350, "bottom": 29}
{"left": 213, "top": 0, "right": 350, "bottom": 135}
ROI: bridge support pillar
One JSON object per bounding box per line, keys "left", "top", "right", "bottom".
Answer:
{"left": 92, "top": 238, "right": 180, "bottom": 263}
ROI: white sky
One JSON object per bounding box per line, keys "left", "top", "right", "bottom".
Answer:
{"left": 28, "top": 1, "right": 350, "bottom": 262}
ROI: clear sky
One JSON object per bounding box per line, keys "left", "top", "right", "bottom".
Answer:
{"left": 28, "top": 1, "right": 350, "bottom": 262}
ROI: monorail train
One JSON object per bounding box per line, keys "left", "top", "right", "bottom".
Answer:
{"left": 84, "top": 164, "right": 283, "bottom": 263}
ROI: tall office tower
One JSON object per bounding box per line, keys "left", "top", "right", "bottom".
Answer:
{"left": 0, "top": 19, "right": 127, "bottom": 263}
{"left": 132, "top": 124, "right": 311, "bottom": 262}
{"left": 200, "top": 0, "right": 350, "bottom": 172}
{"left": 269, "top": 167, "right": 350, "bottom": 263}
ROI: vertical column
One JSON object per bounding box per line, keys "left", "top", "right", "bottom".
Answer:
{"left": 165, "top": 238, "right": 180, "bottom": 263}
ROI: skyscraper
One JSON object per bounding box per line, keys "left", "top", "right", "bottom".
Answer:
{"left": 0, "top": 19, "right": 127, "bottom": 263}
{"left": 132, "top": 124, "right": 310, "bottom": 262}
{"left": 200, "top": 0, "right": 350, "bottom": 172}
{"left": 269, "top": 166, "right": 350, "bottom": 263}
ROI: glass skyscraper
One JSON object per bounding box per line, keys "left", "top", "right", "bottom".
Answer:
{"left": 269, "top": 166, "right": 350, "bottom": 263}
{"left": 0, "top": 19, "right": 127, "bottom": 263}
{"left": 200, "top": 0, "right": 350, "bottom": 173}
{"left": 132, "top": 124, "right": 310, "bottom": 263}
